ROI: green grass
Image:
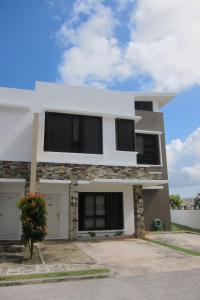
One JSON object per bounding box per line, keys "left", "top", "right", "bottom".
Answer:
{"left": 144, "top": 238, "right": 200, "bottom": 256}
{"left": 0, "top": 268, "right": 110, "bottom": 282}
{"left": 171, "top": 223, "right": 200, "bottom": 233}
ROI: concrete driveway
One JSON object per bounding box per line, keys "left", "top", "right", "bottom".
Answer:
{"left": 76, "top": 238, "right": 200, "bottom": 277}
{"left": 147, "top": 233, "right": 200, "bottom": 251}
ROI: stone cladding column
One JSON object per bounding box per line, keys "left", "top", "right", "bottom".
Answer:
{"left": 134, "top": 186, "right": 145, "bottom": 237}
{"left": 69, "top": 180, "right": 79, "bottom": 240}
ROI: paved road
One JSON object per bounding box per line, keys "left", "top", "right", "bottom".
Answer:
{"left": 1, "top": 269, "right": 200, "bottom": 300}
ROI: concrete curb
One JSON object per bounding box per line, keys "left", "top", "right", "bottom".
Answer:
{"left": 0, "top": 272, "right": 112, "bottom": 287}
{"left": 35, "top": 244, "right": 45, "bottom": 265}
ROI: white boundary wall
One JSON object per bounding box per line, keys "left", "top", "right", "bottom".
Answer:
{"left": 171, "top": 210, "right": 200, "bottom": 229}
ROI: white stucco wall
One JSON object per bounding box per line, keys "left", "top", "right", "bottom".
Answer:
{"left": 0, "top": 182, "right": 25, "bottom": 194}
{"left": 0, "top": 82, "right": 139, "bottom": 165}
{"left": 78, "top": 183, "right": 135, "bottom": 236}
{"left": 171, "top": 210, "right": 200, "bottom": 229}
{"left": 0, "top": 81, "right": 170, "bottom": 166}
{"left": 0, "top": 87, "right": 34, "bottom": 161}
{"left": 38, "top": 113, "right": 138, "bottom": 166}
{"left": 36, "top": 82, "right": 138, "bottom": 166}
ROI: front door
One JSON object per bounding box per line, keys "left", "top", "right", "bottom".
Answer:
{"left": 0, "top": 193, "right": 20, "bottom": 240}
{"left": 45, "top": 194, "right": 61, "bottom": 239}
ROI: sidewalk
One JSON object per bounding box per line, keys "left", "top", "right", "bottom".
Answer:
{"left": 0, "top": 242, "right": 99, "bottom": 277}
{"left": 0, "top": 262, "right": 101, "bottom": 276}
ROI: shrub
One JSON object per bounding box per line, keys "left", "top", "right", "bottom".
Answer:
{"left": 170, "top": 194, "right": 183, "bottom": 210}
{"left": 17, "top": 193, "right": 47, "bottom": 258}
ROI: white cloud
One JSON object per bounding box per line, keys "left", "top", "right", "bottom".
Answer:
{"left": 58, "top": 3, "right": 129, "bottom": 86}
{"left": 167, "top": 128, "right": 200, "bottom": 191}
{"left": 72, "top": 0, "right": 103, "bottom": 20}
{"left": 182, "top": 164, "right": 200, "bottom": 182}
{"left": 126, "top": 0, "right": 200, "bottom": 91}
{"left": 115, "top": 0, "right": 135, "bottom": 12}
{"left": 56, "top": 0, "right": 200, "bottom": 91}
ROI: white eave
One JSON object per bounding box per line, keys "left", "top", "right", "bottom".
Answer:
{"left": 78, "top": 178, "right": 168, "bottom": 186}
{"left": 0, "top": 102, "right": 30, "bottom": 110}
{"left": 143, "top": 185, "right": 164, "bottom": 190}
{"left": 0, "top": 178, "right": 26, "bottom": 183}
{"left": 133, "top": 92, "right": 176, "bottom": 108}
{"left": 39, "top": 179, "right": 71, "bottom": 184}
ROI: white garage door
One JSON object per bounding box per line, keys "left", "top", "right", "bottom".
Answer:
{"left": 45, "top": 193, "right": 61, "bottom": 239}
{"left": 0, "top": 193, "right": 21, "bottom": 240}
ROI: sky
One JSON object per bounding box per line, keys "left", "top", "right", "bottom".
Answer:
{"left": 0, "top": 0, "right": 200, "bottom": 197}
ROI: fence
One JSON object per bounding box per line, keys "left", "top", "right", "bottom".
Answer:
{"left": 171, "top": 210, "right": 200, "bottom": 229}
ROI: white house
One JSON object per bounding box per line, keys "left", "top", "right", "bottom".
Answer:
{"left": 0, "top": 81, "right": 175, "bottom": 240}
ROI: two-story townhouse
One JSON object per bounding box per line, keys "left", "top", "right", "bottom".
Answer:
{"left": 0, "top": 81, "right": 175, "bottom": 240}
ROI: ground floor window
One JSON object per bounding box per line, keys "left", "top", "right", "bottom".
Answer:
{"left": 78, "top": 192, "right": 123, "bottom": 231}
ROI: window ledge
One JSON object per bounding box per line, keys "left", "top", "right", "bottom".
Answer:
{"left": 114, "top": 150, "right": 138, "bottom": 154}
{"left": 43, "top": 150, "right": 104, "bottom": 156}
{"left": 78, "top": 230, "right": 124, "bottom": 233}
{"left": 136, "top": 164, "right": 163, "bottom": 168}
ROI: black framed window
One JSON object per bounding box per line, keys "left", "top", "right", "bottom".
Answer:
{"left": 135, "top": 101, "right": 153, "bottom": 111}
{"left": 79, "top": 193, "right": 123, "bottom": 231}
{"left": 116, "top": 119, "right": 135, "bottom": 151}
{"left": 136, "top": 133, "right": 160, "bottom": 165}
{"left": 44, "top": 112, "right": 103, "bottom": 154}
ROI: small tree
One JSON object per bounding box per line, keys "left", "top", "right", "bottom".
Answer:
{"left": 18, "top": 193, "right": 47, "bottom": 258}
{"left": 170, "top": 194, "right": 183, "bottom": 210}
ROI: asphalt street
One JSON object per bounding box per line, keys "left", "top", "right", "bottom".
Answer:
{"left": 1, "top": 269, "right": 200, "bottom": 300}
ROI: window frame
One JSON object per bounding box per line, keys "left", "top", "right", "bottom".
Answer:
{"left": 78, "top": 192, "right": 124, "bottom": 231}
{"left": 135, "top": 101, "right": 153, "bottom": 111}
{"left": 136, "top": 132, "right": 161, "bottom": 165}
{"left": 115, "top": 118, "right": 135, "bottom": 152}
{"left": 44, "top": 111, "right": 103, "bottom": 155}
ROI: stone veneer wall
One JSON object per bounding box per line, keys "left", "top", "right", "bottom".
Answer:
{"left": 0, "top": 161, "right": 31, "bottom": 192}
{"left": 36, "top": 163, "right": 162, "bottom": 181}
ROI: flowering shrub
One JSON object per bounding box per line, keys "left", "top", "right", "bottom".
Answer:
{"left": 17, "top": 193, "right": 47, "bottom": 258}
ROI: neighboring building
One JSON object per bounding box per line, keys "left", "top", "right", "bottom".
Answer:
{"left": 181, "top": 197, "right": 196, "bottom": 210}
{"left": 0, "top": 81, "right": 175, "bottom": 240}
{"left": 194, "top": 194, "right": 200, "bottom": 209}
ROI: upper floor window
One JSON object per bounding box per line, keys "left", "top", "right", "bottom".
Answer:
{"left": 115, "top": 119, "right": 135, "bottom": 151}
{"left": 136, "top": 133, "right": 160, "bottom": 165}
{"left": 44, "top": 112, "right": 103, "bottom": 154}
{"left": 135, "top": 101, "right": 153, "bottom": 111}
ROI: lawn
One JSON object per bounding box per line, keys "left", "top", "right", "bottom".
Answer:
{"left": 0, "top": 268, "right": 110, "bottom": 282}
{"left": 144, "top": 238, "right": 200, "bottom": 256}
{"left": 144, "top": 222, "right": 200, "bottom": 256}
{"left": 171, "top": 223, "right": 200, "bottom": 233}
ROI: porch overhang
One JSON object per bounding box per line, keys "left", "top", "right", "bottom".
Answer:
{"left": 143, "top": 185, "right": 164, "bottom": 190}
{"left": 78, "top": 178, "right": 168, "bottom": 186}
{"left": 39, "top": 179, "right": 71, "bottom": 184}
{"left": 0, "top": 178, "right": 26, "bottom": 183}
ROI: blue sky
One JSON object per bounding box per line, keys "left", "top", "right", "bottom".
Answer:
{"left": 1, "top": 0, "right": 200, "bottom": 196}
